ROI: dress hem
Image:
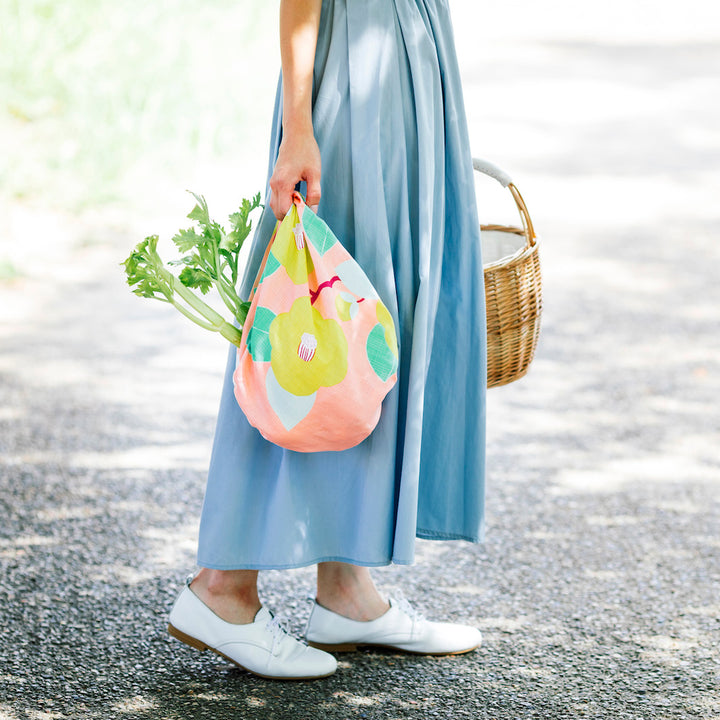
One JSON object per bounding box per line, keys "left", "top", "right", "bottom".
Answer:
{"left": 416, "top": 528, "right": 483, "bottom": 543}
{"left": 195, "top": 554, "right": 415, "bottom": 572}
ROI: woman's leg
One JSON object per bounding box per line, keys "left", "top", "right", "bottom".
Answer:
{"left": 316, "top": 562, "right": 390, "bottom": 621}
{"left": 190, "top": 568, "right": 262, "bottom": 624}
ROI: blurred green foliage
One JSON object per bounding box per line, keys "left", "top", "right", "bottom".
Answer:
{"left": 0, "top": 0, "right": 275, "bottom": 209}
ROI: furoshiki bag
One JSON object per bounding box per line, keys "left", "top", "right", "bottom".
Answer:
{"left": 233, "top": 192, "right": 399, "bottom": 452}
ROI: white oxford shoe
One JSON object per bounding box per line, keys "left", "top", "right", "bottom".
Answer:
{"left": 168, "top": 580, "right": 337, "bottom": 680}
{"left": 305, "top": 595, "right": 482, "bottom": 655}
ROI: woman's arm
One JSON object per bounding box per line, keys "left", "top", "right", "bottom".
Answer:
{"left": 269, "top": 0, "right": 323, "bottom": 220}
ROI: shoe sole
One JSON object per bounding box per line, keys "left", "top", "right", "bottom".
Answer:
{"left": 167, "top": 623, "right": 336, "bottom": 681}
{"left": 306, "top": 640, "right": 481, "bottom": 656}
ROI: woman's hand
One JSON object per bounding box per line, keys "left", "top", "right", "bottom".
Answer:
{"left": 269, "top": 127, "right": 321, "bottom": 219}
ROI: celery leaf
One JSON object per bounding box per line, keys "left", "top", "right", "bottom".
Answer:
{"left": 179, "top": 266, "right": 213, "bottom": 294}
{"left": 173, "top": 227, "right": 202, "bottom": 253}
{"left": 187, "top": 192, "right": 210, "bottom": 226}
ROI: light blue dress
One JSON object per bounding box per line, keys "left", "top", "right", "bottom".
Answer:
{"left": 197, "top": 0, "right": 486, "bottom": 570}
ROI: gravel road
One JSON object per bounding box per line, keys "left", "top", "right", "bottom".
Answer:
{"left": 1, "top": 4, "right": 719, "bottom": 719}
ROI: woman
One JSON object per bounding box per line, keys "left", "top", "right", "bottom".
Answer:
{"left": 168, "top": 0, "right": 486, "bottom": 680}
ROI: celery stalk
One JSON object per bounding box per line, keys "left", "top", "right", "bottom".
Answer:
{"left": 122, "top": 192, "right": 262, "bottom": 347}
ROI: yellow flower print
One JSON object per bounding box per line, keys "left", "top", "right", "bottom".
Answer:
{"left": 269, "top": 296, "right": 348, "bottom": 396}
{"left": 270, "top": 213, "right": 315, "bottom": 285}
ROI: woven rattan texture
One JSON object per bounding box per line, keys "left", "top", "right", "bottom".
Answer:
{"left": 482, "top": 222, "right": 542, "bottom": 388}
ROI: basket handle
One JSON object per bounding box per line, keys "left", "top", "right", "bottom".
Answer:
{"left": 472, "top": 157, "right": 537, "bottom": 246}
{"left": 472, "top": 158, "right": 513, "bottom": 187}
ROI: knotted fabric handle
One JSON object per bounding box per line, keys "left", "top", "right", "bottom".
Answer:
{"left": 248, "top": 192, "right": 309, "bottom": 303}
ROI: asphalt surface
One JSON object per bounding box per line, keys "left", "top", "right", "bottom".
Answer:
{"left": 1, "top": 9, "right": 719, "bottom": 720}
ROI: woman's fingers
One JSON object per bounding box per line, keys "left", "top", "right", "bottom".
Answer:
{"left": 269, "top": 166, "right": 321, "bottom": 219}
{"left": 269, "top": 171, "right": 296, "bottom": 219}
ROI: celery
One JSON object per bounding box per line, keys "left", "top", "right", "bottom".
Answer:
{"left": 122, "top": 192, "right": 262, "bottom": 347}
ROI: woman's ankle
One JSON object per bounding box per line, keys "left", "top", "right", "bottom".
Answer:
{"left": 316, "top": 563, "right": 389, "bottom": 621}
{"left": 190, "top": 568, "right": 262, "bottom": 624}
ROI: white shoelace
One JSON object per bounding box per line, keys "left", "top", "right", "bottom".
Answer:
{"left": 264, "top": 613, "right": 290, "bottom": 655}
{"left": 393, "top": 591, "right": 426, "bottom": 624}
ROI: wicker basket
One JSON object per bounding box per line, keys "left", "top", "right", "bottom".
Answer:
{"left": 474, "top": 158, "right": 542, "bottom": 388}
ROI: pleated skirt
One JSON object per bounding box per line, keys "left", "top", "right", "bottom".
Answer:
{"left": 197, "top": 0, "right": 486, "bottom": 570}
